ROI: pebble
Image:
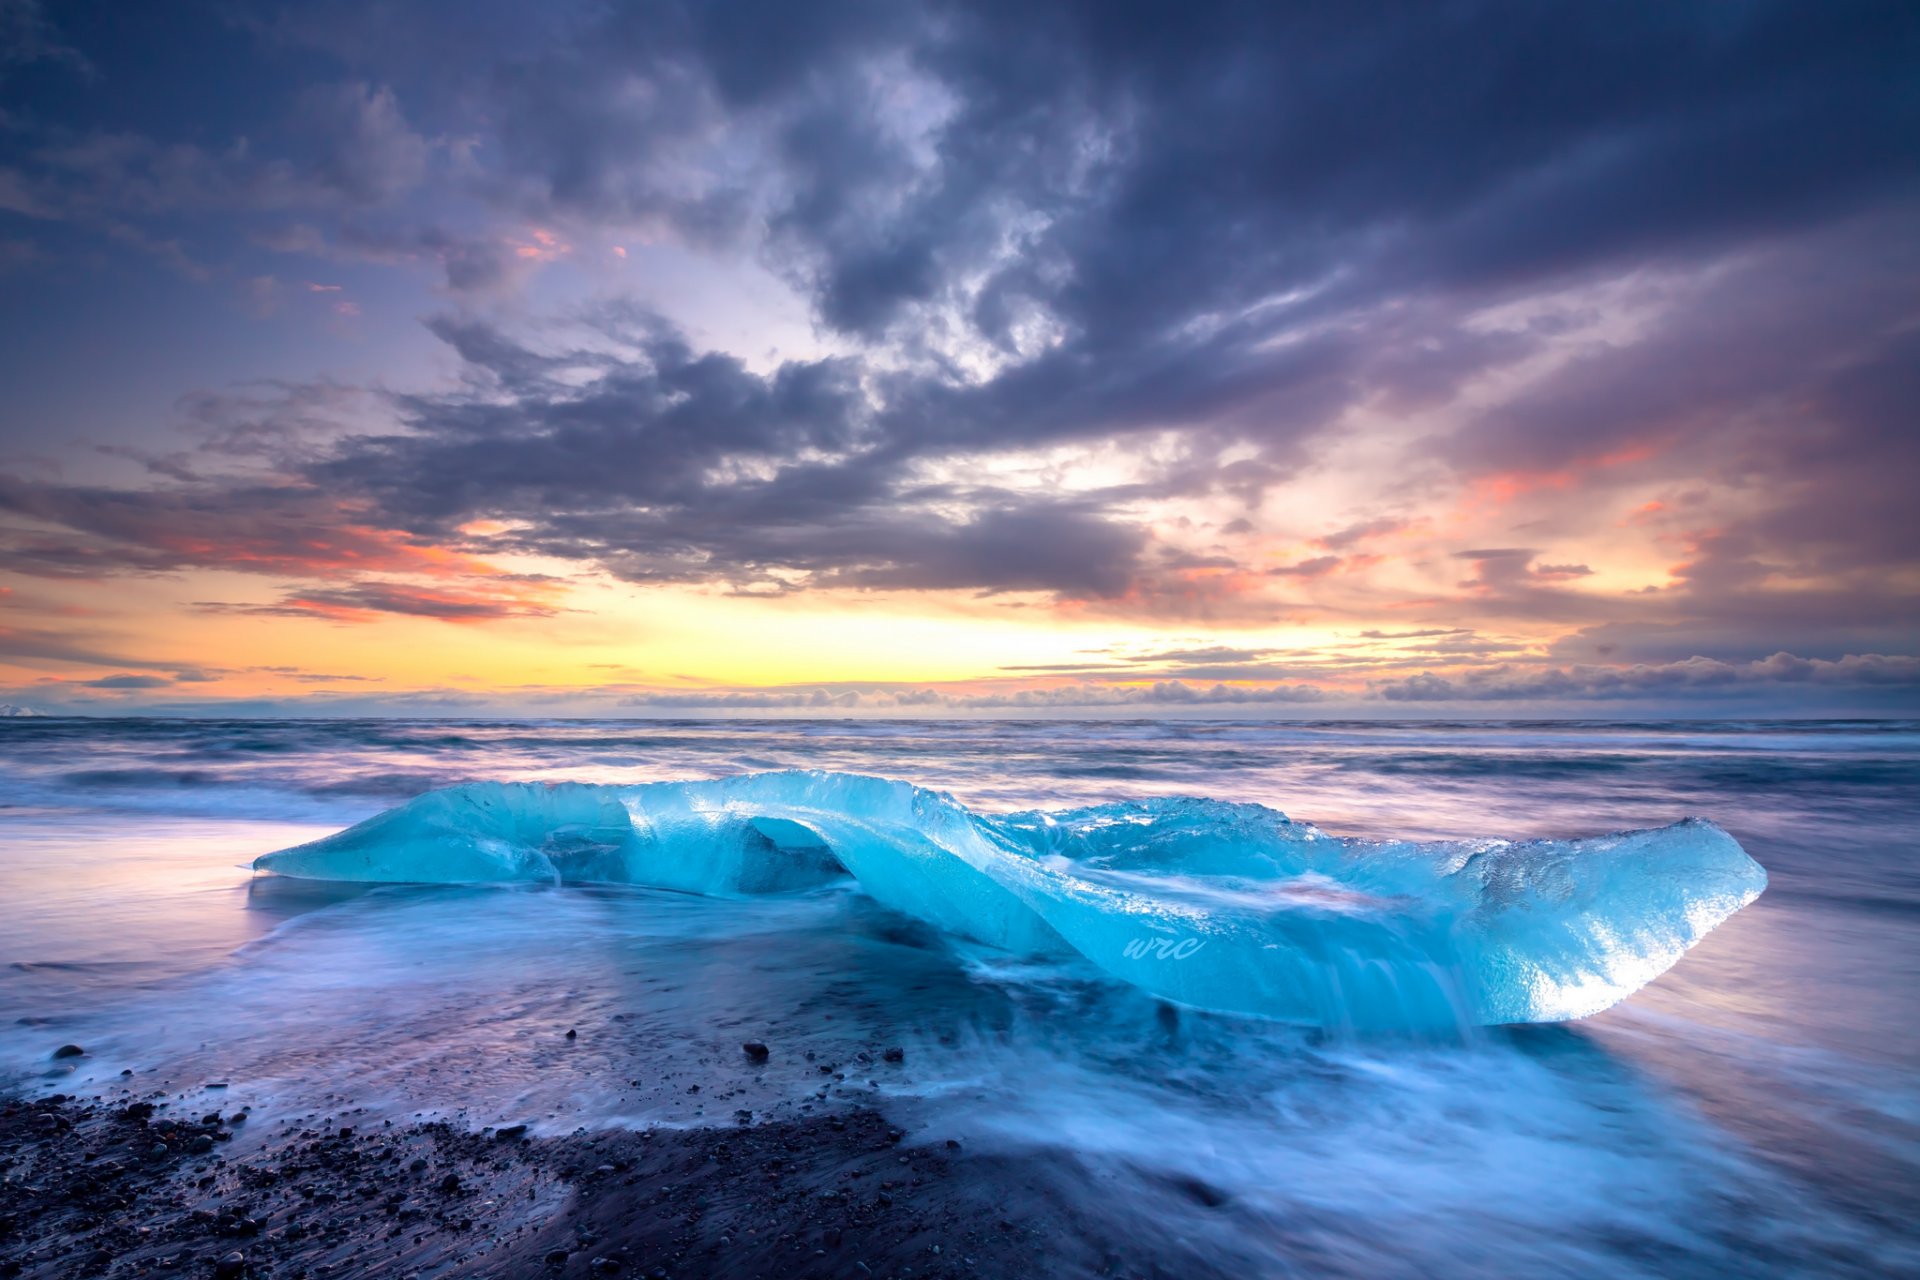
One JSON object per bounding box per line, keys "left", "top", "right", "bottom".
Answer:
{"left": 51, "top": 1044, "right": 85, "bottom": 1059}
{"left": 4, "top": 1075, "right": 1023, "bottom": 1280}
{"left": 741, "top": 1041, "right": 770, "bottom": 1061}
{"left": 883, "top": 1046, "right": 905, "bottom": 1063}
{"left": 566, "top": 1029, "right": 578, "bottom": 1040}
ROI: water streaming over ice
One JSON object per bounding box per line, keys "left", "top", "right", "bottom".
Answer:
{"left": 252, "top": 771, "right": 1766, "bottom": 1030}
{"left": 2, "top": 720, "right": 1911, "bottom": 1277}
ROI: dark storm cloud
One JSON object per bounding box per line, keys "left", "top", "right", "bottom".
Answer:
{"left": 814, "top": 502, "right": 1147, "bottom": 597}
{"left": 405, "top": 0, "right": 1899, "bottom": 385}
{"left": 1, "top": 1, "right": 1916, "bottom": 646}
{"left": 278, "top": 313, "right": 1155, "bottom": 599}
{"left": 768, "top": 0, "right": 1916, "bottom": 358}
{"left": 0, "top": 306, "right": 1161, "bottom": 599}
{"left": 321, "top": 320, "right": 876, "bottom": 523}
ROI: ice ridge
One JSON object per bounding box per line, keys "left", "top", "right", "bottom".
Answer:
{"left": 252, "top": 771, "right": 1766, "bottom": 1029}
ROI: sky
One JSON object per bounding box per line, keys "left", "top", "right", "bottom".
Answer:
{"left": 0, "top": 0, "right": 1916, "bottom": 717}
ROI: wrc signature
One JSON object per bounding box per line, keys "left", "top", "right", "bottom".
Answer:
{"left": 1121, "top": 935, "right": 1207, "bottom": 961}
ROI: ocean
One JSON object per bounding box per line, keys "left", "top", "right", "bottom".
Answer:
{"left": 1, "top": 718, "right": 1915, "bottom": 1276}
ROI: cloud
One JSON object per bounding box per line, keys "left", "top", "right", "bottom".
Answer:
{"left": 0, "top": 0, "right": 89, "bottom": 82}
{"left": 1, "top": 314, "right": 1161, "bottom": 603}
{"left": 0, "top": 476, "right": 498, "bottom": 579}
{"left": 260, "top": 222, "right": 567, "bottom": 295}
{"left": 1375, "top": 653, "right": 1920, "bottom": 702}
{"left": 1268, "top": 556, "right": 1342, "bottom": 578}
{"left": 291, "top": 81, "right": 429, "bottom": 205}
{"left": 196, "top": 578, "right": 563, "bottom": 623}
{"left": 1316, "top": 519, "right": 1411, "bottom": 551}
{"left": 0, "top": 68, "right": 430, "bottom": 228}
{"left": 78, "top": 673, "right": 173, "bottom": 689}
{"left": 0, "top": 1, "right": 1914, "bottom": 684}
{"left": 0, "top": 623, "right": 185, "bottom": 672}
{"left": 623, "top": 679, "right": 1325, "bottom": 711}
{"left": 279, "top": 315, "right": 1170, "bottom": 600}
{"left": 1359, "top": 629, "right": 1470, "bottom": 640}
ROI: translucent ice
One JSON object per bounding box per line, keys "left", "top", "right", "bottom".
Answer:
{"left": 253, "top": 771, "right": 1766, "bottom": 1029}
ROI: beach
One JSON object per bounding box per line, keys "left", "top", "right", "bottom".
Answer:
{"left": 2, "top": 719, "right": 1915, "bottom": 1277}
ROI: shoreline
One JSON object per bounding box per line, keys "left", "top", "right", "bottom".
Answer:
{"left": 1, "top": 1085, "right": 1252, "bottom": 1279}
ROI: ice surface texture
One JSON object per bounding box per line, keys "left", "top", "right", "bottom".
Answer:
{"left": 254, "top": 771, "right": 1766, "bottom": 1029}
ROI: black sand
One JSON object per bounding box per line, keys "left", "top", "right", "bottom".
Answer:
{"left": 1, "top": 1090, "right": 1265, "bottom": 1279}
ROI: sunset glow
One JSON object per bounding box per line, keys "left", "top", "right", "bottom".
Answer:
{"left": 1, "top": 3, "right": 1913, "bottom": 717}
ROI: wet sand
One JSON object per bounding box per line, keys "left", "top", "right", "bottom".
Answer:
{"left": 0, "top": 1086, "right": 1261, "bottom": 1279}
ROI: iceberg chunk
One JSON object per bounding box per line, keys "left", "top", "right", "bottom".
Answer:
{"left": 254, "top": 771, "right": 1766, "bottom": 1030}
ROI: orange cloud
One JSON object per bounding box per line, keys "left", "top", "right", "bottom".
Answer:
{"left": 210, "top": 576, "right": 568, "bottom": 625}
{"left": 1468, "top": 441, "right": 1662, "bottom": 506}
{"left": 167, "top": 520, "right": 506, "bottom": 580}
{"left": 510, "top": 227, "right": 570, "bottom": 262}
